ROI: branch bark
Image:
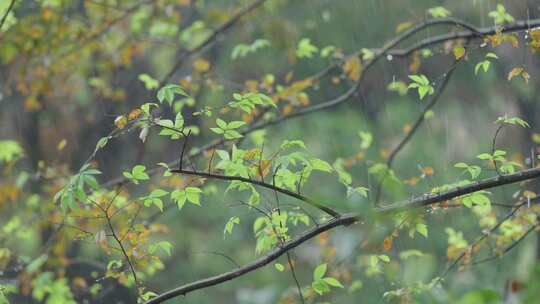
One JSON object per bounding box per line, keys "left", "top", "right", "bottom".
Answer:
{"left": 146, "top": 166, "right": 540, "bottom": 304}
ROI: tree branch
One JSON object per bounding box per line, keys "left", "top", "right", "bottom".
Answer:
{"left": 146, "top": 166, "right": 540, "bottom": 303}
{"left": 101, "top": 18, "right": 538, "bottom": 191}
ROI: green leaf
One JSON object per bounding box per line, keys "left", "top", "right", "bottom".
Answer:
{"left": 274, "top": 263, "right": 285, "bottom": 271}
{"left": 149, "top": 241, "right": 173, "bottom": 256}
{"left": 348, "top": 186, "right": 369, "bottom": 197}
{"left": 378, "top": 255, "right": 390, "bottom": 263}
{"left": 216, "top": 118, "right": 227, "bottom": 129}
{"left": 224, "top": 130, "right": 243, "bottom": 139}
{"left": 138, "top": 74, "right": 159, "bottom": 90}
{"left": 227, "top": 121, "right": 246, "bottom": 129}
{"left": 358, "top": 131, "right": 372, "bottom": 149}
{"left": 132, "top": 165, "right": 150, "bottom": 180}
{"left": 185, "top": 187, "right": 202, "bottom": 205}
{"left": 94, "top": 137, "right": 109, "bottom": 154}
{"left": 171, "top": 189, "right": 187, "bottom": 209}
{"left": 210, "top": 127, "right": 224, "bottom": 134}
{"left": 320, "top": 45, "right": 336, "bottom": 58}
{"left": 296, "top": 38, "right": 318, "bottom": 58}
{"left": 149, "top": 189, "right": 168, "bottom": 198}
{"left": 313, "top": 263, "right": 327, "bottom": 280}
{"left": 416, "top": 223, "right": 428, "bottom": 238}
{"left": 323, "top": 277, "right": 344, "bottom": 288}
{"left": 280, "top": 140, "right": 306, "bottom": 150}
{"left": 428, "top": 6, "right": 451, "bottom": 18}
{"left": 360, "top": 48, "right": 375, "bottom": 60}
{"left": 224, "top": 216, "right": 240, "bottom": 236}
{"left": 310, "top": 158, "right": 333, "bottom": 172}
{"left": 408, "top": 74, "right": 434, "bottom": 99}
{"left": 312, "top": 280, "right": 330, "bottom": 295}
{"left": 157, "top": 84, "right": 189, "bottom": 106}
{"left": 477, "top": 153, "right": 492, "bottom": 160}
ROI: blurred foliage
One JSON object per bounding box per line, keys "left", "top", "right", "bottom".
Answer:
{"left": 1, "top": 0, "right": 540, "bottom": 303}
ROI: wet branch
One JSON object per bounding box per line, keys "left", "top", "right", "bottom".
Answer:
{"left": 146, "top": 166, "right": 540, "bottom": 304}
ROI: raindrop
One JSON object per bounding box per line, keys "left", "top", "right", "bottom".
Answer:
{"left": 386, "top": 54, "right": 393, "bottom": 61}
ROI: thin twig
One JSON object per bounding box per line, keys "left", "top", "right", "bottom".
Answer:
{"left": 0, "top": 0, "right": 16, "bottom": 31}
{"left": 159, "top": 0, "right": 268, "bottom": 86}
{"left": 171, "top": 168, "right": 340, "bottom": 217}
{"left": 374, "top": 59, "right": 460, "bottom": 203}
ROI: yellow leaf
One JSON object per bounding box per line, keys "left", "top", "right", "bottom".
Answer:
{"left": 243, "top": 148, "right": 260, "bottom": 161}
{"left": 404, "top": 177, "right": 420, "bottom": 186}
{"left": 529, "top": 29, "right": 540, "bottom": 52}
{"left": 396, "top": 21, "right": 413, "bottom": 33}
{"left": 342, "top": 56, "right": 362, "bottom": 81}
{"left": 128, "top": 109, "right": 142, "bottom": 120}
{"left": 257, "top": 160, "right": 271, "bottom": 178}
{"left": 282, "top": 104, "right": 293, "bottom": 115}
{"left": 24, "top": 97, "right": 42, "bottom": 112}
{"left": 408, "top": 51, "right": 421, "bottom": 73}
{"left": 532, "top": 133, "right": 540, "bottom": 144}
{"left": 297, "top": 92, "right": 310, "bottom": 106}
{"left": 422, "top": 166, "right": 434, "bottom": 176}
{"left": 245, "top": 80, "right": 258, "bottom": 92}
{"left": 57, "top": 139, "right": 67, "bottom": 151}
{"left": 453, "top": 46, "right": 465, "bottom": 60}
{"left": 523, "top": 190, "right": 536, "bottom": 199}
{"left": 192, "top": 58, "right": 210, "bottom": 73}
{"left": 403, "top": 123, "right": 412, "bottom": 134}
{"left": 383, "top": 236, "right": 393, "bottom": 251}
{"left": 508, "top": 67, "right": 523, "bottom": 81}
{"left": 507, "top": 67, "right": 529, "bottom": 83}
{"left": 522, "top": 71, "right": 530, "bottom": 83}
{"left": 114, "top": 115, "right": 128, "bottom": 129}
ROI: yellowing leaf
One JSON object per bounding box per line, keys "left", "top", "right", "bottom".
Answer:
{"left": 257, "top": 160, "right": 271, "bottom": 177}
{"left": 403, "top": 123, "right": 412, "bottom": 134}
{"left": 484, "top": 31, "right": 519, "bottom": 48}
{"left": 396, "top": 21, "right": 413, "bottom": 33}
{"left": 383, "top": 236, "right": 393, "bottom": 251}
{"left": 404, "top": 177, "right": 420, "bottom": 186}
{"left": 529, "top": 29, "right": 540, "bottom": 52}
{"left": 523, "top": 190, "right": 536, "bottom": 199}
{"left": 24, "top": 97, "right": 42, "bottom": 112}
{"left": 128, "top": 109, "right": 142, "bottom": 120}
{"left": 422, "top": 166, "right": 434, "bottom": 176}
{"left": 408, "top": 51, "right": 421, "bottom": 73}
{"left": 57, "top": 139, "right": 67, "bottom": 151}
{"left": 342, "top": 56, "right": 362, "bottom": 81}
{"left": 453, "top": 46, "right": 465, "bottom": 60}
{"left": 507, "top": 67, "right": 530, "bottom": 83}
{"left": 508, "top": 67, "right": 523, "bottom": 81}
{"left": 114, "top": 115, "right": 128, "bottom": 129}
{"left": 532, "top": 133, "right": 540, "bottom": 144}
{"left": 193, "top": 58, "right": 210, "bottom": 73}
